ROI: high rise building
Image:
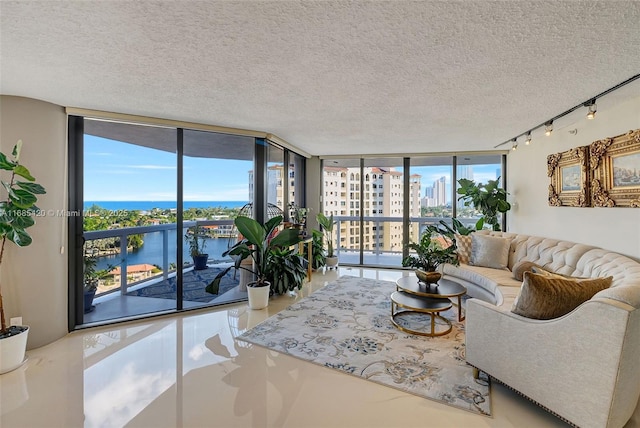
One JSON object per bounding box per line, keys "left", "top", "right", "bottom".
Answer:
{"left": 322, "top": 166, "right": 420, "bottom": 254}
{"left": 457, "top": 166, "right": 473, "bottom": 207}
{"left": 433, "top": 176, "right": 447, "bottom": 207}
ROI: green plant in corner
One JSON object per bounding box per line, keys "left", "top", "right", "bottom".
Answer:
{"left": 316, "top": 212, "right": 336, "bottom": 257}
{"left": 402, "top": 225, "right": 459, "bottom": 272}
{"left": 457, "top": 177, "right": 511, "bottom": 231}
{"left": 306, "top": 229, "right": 326, "bottom": 270}
{"left": 0, "top": 140, "right": 46, "bottom": 336}
{"left": 266, "top": 246, "right": 308, "bottom": 295}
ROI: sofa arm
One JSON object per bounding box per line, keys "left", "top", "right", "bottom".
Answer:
{"left": 465, "top": 298, "right": 640, "bottom": 428}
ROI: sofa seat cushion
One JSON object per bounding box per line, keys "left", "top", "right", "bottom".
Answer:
{"left": 443, "top": 263, "right": 521, "bottom": 304}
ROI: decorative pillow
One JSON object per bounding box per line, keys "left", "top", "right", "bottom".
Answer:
{"left": 469, "top": 234, "right": 510, "bottom": 270}
{"left": 512, "top": 261, "right": 544, "bottom": 281}
{"left": 531, "top": 266, "right": 588, "bottom": 280}
{"left": 455, "top": 233, "right": 472, "bottom": 264}
{"left": 511, "top": 272, "right": 612, "bottom": 320}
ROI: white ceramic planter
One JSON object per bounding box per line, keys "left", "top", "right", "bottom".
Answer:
{"left": 247, "top": 284, "right": 270, "bottom": 310}
{"left": 0, "top": 326, "right": 29, "bottom": 374}
{"left": 325, "top": 256, "right": 339, "bottom": 269}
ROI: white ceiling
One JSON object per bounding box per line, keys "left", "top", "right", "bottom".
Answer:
{"left": 1, "top": 1, "right": 639, "bottom": 156}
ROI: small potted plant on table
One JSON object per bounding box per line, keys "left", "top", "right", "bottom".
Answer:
{"left": 402, "top": 224, "right": 459, "bottom": 284}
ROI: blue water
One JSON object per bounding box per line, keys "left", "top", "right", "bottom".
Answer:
{"left": 84, "top": 200, "right": 248, "bottom": 211}
{"left": 86, "top": 200, "right": 246, "bottom": 270}
{"left": 95, "top": 229, "right": 234, "bottom": 270}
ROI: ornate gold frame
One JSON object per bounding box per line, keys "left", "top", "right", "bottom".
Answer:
{"left": 590, "top": 128, "right": 640, "bottom": 208}
{"left": 547, "top": 146, "right": 590, "bottom": 207}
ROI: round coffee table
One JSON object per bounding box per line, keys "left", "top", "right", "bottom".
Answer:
{"left": 390, "top": 291, "right": 453, "bottom": 337}
{"left": 396, "top": 276, "right": 467, "bottom": 322}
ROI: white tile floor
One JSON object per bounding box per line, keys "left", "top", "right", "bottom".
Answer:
{"left": 1, "top": 267, "right": 638, "bottom": 427}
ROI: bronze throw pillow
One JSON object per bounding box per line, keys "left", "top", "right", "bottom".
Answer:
{"left": 511, "top": 272, "right": 612, "bottom": 320}
{"left": 512, "top": 261, "right": 544, "bottom": 281}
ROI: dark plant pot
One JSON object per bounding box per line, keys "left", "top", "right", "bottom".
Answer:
{"left": 83, "top": 289, "right": 96, "bottom": 313}
{"left": 193, "top": 254, "right": 209, "bottom": 270}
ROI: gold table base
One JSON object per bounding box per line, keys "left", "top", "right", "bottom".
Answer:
{"left": 390, "top": 291, "right": 453, "bottom": 337}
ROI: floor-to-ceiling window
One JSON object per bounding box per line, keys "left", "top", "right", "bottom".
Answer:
{"left": 409, "top": 156, "right": 454, "bottom": 242}
{"left": 455, "top": 154, "right": 505, "bottom": 230}
{"left": 182, "top": 130, "right": 254, "bottom": 309}
{"left": 81, "top": 119, "right": 178, "bottom": 324}
{"left": 321, "top": 154, "right": 505, "bottom": 268}
{"left": 362, "top": 158, "right": 404, "bottom": 266}
{"left": 70, "top": 116, "right": 305, "bottom": 329}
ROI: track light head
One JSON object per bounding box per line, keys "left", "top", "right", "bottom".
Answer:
{"left": 545, "top": 121, "right": 554, "bottom": 136}
{"left": 525, "top": 131, "right": 532, "bottom": 145}
{"left": 511, "top": 138, "right": 518, "bottom": 151}
{"left": 586, "top": 99, "right": 597, "bottom": 119}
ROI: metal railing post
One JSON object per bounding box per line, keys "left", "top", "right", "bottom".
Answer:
{"left": 162, "top": 229, "right": 169, "bottom": 280}
{"left": 119, "top": 233, "right": 128, "bottom": 295}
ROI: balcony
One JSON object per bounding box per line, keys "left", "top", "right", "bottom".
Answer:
{"left": 82, "top": 220, "right": 246, "bottom": 324}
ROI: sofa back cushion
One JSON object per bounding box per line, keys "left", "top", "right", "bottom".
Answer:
{"left": 470, "top": 234, "right": 510, "bottom": 270}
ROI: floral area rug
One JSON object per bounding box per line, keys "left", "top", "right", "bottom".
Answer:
{"left": 125, "top": 267, "right": 239, "bottom": 303}
{"left": 238, "top": 275, "right": 491, "bottom": 416}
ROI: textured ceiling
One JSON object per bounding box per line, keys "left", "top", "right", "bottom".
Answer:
{"left": 1, "top": 1, "right": 640, "bottom": 156}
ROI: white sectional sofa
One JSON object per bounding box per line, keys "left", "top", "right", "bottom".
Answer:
{"left": 441, "top": 230, "right": 640, "bottom": 428}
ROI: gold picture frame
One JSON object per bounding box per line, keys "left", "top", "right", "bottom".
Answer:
{"left": 590, "top": 128, "right": 640, "bottom": 208}
{"left": 547, "top": 146, "right": 590, "bottom": 207}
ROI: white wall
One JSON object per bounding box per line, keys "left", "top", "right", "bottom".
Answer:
{"left": 507, "top": 93, "right": 640, "bottom": 260}
{"left": 0, "top": 96, "right": 68, "bottom": 348}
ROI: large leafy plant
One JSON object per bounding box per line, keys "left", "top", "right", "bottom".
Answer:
{"left": 402, "top": 225, "right": 459, "bottom": 272}
{"left": 206, "top": 215, "right": 302, "bottom": 294}
{"left": 0, "top": 141, "right": 46, "bottom": 333}
{"left": 266, "top": 246, "right": 307, "bottom": 295}
{"left": 457, "top": 178, "right": 511, "bottom": 231}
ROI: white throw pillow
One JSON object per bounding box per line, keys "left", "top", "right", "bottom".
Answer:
{"left": 469, "top": 234, "right": 510, "bottom": 270}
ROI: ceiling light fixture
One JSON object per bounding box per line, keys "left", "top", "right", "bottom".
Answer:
{"left": 493, "top": 73, "right": 640, "bottom": 149}
{"left": 511, "top": 138, "right": 518, "bottom": 151}
{"left": 586, "top": 99, "right": 597, "bottom": 119}
{"left": 525, "top": 131, "right": 532, "bottom": 145}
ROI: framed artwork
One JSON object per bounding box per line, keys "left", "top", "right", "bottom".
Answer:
{"left": 590, "top": 128, "right": 640, "bottom": 208}
{"left": 547, "top": 146, "right": 590, "bottom": 207}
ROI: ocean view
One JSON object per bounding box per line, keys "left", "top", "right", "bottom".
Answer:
{"left": 84, "top": 200, "right": 249, "bottom": 211}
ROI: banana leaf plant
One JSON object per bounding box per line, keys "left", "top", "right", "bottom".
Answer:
{"left": 206, "top": 215, "right": 302, "bottom": 294}
{"left": 267, "top": 246, "right": 307, "bottom": 295}
{"left": 0, "top": 140, "right": 46, "bottom": 335}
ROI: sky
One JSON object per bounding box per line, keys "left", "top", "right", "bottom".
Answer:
{"left": 85, "top": 135, "right": 501, "bottom": 203}
{"left": 84, "top": 135, "right": 252, "bottom": 201}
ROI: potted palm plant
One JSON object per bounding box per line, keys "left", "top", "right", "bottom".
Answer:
{"left": 0, "top": 140, "right": 46, "bottom": 374}
{"left": 185, "top": 225, "right": 209, "bottom": 270}
{"left": 317, "top": 212, "right": 338, "bottom": 269}
{"left": 402, "top": 224, "right": 459, "bottom": 284}
{"left": 207, "top": 215, "right": 302, "bottom": 309}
